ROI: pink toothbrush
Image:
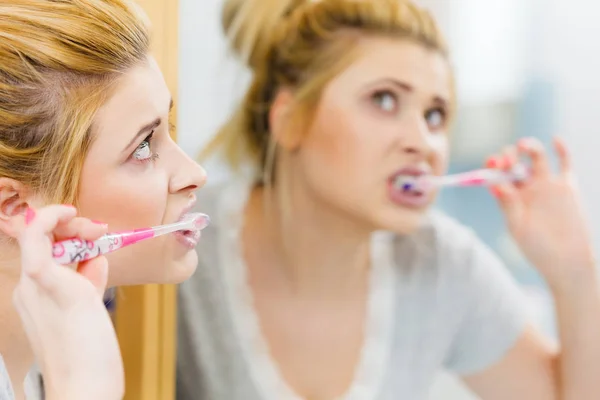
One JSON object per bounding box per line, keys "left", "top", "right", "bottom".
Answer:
{"left": 425, "top": 163, "right": 529, "bottom": 188}
{"left": 52, "top": 212, "right": 210, "bottom": 265}
{"left": 396, "top": 164, "right": 529, "bottom": 192}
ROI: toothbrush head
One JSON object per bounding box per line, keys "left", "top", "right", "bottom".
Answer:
{"left": 401, "top": 180, "right": 418, "bottom": 192}
{"left": 181, "top": 212, "right": 211, "bottom": 231}
{"left": 393, "top": 175, "right": 431, "bottom": 193}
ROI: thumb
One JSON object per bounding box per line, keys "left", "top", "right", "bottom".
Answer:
{"left": 491, "top": 183, "right": 523, "bottom": 231}
{"left": 77, "top": 257, "right": 109, "bottom": 297}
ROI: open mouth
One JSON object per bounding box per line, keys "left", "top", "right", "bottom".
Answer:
{"left": 390, "top": 168, "right": 431, "bottom": 196}
{"left": 173, "top": 227, "right": 202, "bottom": 249}
{"left": 392, "top": 175, "right": 426, "bottom": 196}
{"left": 178, "top": 228, "right": 201, "bottom": 240}
{"left": 387, "top": 166, "right": 433, "bottom": 209}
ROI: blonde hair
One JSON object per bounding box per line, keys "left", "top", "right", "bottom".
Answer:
{"left": 0, "top": 0, "right": 150, "bottom": 205}
{"left": 203, "top": 0, "right": 450, "bottom": 182}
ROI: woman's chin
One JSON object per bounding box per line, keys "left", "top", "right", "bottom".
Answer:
{"left": 106, "top": 251, "right": 199, "bottom": 287}
{"left": 166, "top": 251, "right": 199, "bottom": 283}
{"left": 375, "top": 207, "right": 428, "bottom": 235}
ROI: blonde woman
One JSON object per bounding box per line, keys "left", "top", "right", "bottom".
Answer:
{"left": 0, "top": 1, "right": 206, "bottom": 399}
{"left": 177, "top": 0, "right": 600, "bottom": 399}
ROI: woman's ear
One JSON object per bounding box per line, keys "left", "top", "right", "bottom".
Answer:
{"left": 269, "top": 89, "right": 303, "bottom": 151}
{"left": 0, "top": 178, "right": 29, "bottom": 238}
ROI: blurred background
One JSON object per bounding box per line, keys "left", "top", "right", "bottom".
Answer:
{"left": 177, "top": 0, "right": 599, "bottom": 398}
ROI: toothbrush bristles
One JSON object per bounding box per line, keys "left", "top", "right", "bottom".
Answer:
{"left": 175, "top": 212, "right": 211, "bottom": 232}
{"left": 192, "top": 213, "right": 211, "bottom": 230}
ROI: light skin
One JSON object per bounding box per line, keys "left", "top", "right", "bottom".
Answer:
{"left": 464, "top": 139, "right": 600, "bottom": 400}
{"left": 243, "top": 37, "right": 600, "bottom": 399}
{"left": 244, "top": 37, "right": 451, "bottom": 398}
{"left": 78, "top": 56, "right": 206, "bottom": 286}
{"left": 14, "top": 205, "right": 123, "bottom": 400}
{"left": 0, "top": 55, "right": 206, "bottom": 399}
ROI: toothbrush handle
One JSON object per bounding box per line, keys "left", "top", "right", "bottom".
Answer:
{"left": 478, "top": 164, "right": 530, "bottom": 185}
{"left": 52, "top": 235, "right": 125, "bottom": 265}
{"left": 51, "top": 214, "right": 210, "bottom": 265}
{"left": 51, "top": 227, "right": 155, "bottom": 265}
{"left": 434, "top": 169, "right": 502, "bottom": 186}
{"left": 439, "top": 165, "right": 530, "bottom": 187}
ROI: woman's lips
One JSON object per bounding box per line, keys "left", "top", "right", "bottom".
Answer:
{"left": 388, "top": 181, "right": 431, "bottom": 208}
{"left": 173, "top": 196, "right": 201, "bottom": 249}
{"left": 388, "top": 165, "right": 433, "bottom": 209}
{"left": 173, "top": 228, "right": 201, "bottom": 249}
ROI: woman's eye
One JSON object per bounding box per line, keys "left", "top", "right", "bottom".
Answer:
{"left": 132, "top": 132, "right": 156, "bottom": 162}
{"left": 372, "top": 91, "right": 398, "bottom": 113}
{"left": 133, "top": 141, "right": 151, "bottom": 160}
{"left": 425, "top": 108, "right": 446, "bottom": 129}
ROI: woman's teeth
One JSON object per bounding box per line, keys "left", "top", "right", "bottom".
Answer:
{"left": 388, "top": 173, "right": 431, "bottom": 208}
{"left": 394, "top": 175, "right": 414, "bottom": 189}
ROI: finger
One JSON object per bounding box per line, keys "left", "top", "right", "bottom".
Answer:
{"left": 501, "top": 145, "right": 519, "bottom": 171}
{"left": 53, "top": 217, "right": 108, "bottom": 242}
{"left": 490, "top": 183, "right": 523, "bottom": 231}
{"left": 18, "top": 205, "right": 77, "bottom": 284}
{"left": 502, "top": 145, "right": 529, "bottom": 188}
{"left": 485, "top": 155, "right": 501, "bottom": 169}
{"left": 26, "top": 260, "right": 102, "bottom": 309}
{"left": 553, "top": 136, "right": 572, "bottom": 175}
{"left": 517, "top": 137, "right": 551, "bottom": 177}
{"left": 77, "top": 257, "right": 109, "bottom": 298}
{"left": 485, "top": 149, "right": 514, "bottom": 171}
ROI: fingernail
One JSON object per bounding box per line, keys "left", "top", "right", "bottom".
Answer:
{"left": 490, "top": 187, "right": 503, "bottom": 198}
{"left": 92, "top": 220, "right": 109, "bottom": 228}
{"left": 25, "top": 207, "right": 36, "bottom": 225}
{"left": 486, "top": 158, "right": 497, "bottom": 168}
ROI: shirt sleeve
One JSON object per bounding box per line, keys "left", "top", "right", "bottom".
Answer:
{"left": 442, "top": 227, "right": 531, "bottom": 376}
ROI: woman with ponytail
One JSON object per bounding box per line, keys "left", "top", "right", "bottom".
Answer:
{"left": 178, "top": 0, "right": 600, "bottom": 399}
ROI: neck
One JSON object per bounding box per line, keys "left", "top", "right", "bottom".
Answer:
{"left": 0, "top": 244, "right": 34, "bottom": 398}
{"left": 246, "top": 182, "right": 373, "bottom": 297}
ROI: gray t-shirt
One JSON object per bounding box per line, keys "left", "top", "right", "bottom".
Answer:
{"left": 0, "top": 356, "right": 13, "bottom": 400}
{"left": 177, "top": 177, "right": 529, "bottom": 400}
{"left": 0, "top": 355, "right": 43, "bottom": 400}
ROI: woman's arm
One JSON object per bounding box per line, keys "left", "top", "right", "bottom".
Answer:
{"left": 464, "top": 137, "right": 600, "bottom": 400}
{"left": 463, "top": 325, "right": 558, "bottom": 400}
{"left": 551, "top": 274, "right": 600, "bottom": 399}
{"left": 465, "top": 278, "right": 600, "bottom": 400}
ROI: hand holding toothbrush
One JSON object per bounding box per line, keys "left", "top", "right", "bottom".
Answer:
{"left": 13, "top": 206, "right": 210, "bottom": 399}
{"left": 486, "top": 137, "right": 596, "bottom": 292}
{"left": 13, "top": 205, "right": 124, "bottom": 400}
